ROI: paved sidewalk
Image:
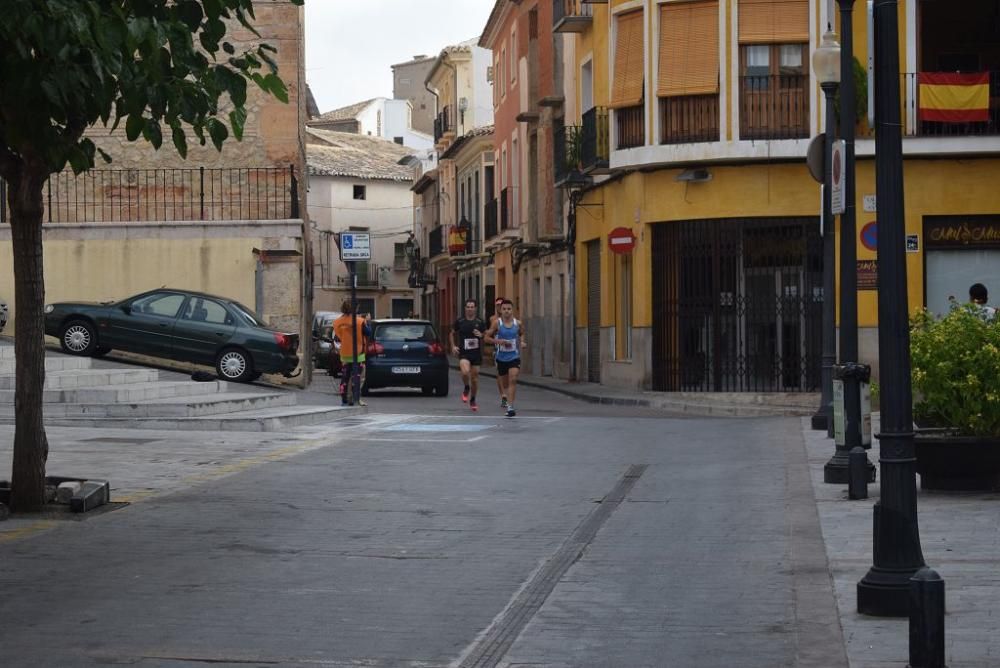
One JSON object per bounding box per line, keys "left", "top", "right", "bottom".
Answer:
{"left": 456, "top": 362, "right": 817, "bottom": 417}
{"left": 802, "top": 416, "right": 1000, "bottom": 668}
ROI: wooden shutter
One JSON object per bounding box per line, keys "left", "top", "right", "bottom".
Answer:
{"left": 611, "top": 10, "right": 645, "bottom": 109}
{"left": 738, "top": 0, "right": 808, "bottom": 43}
{"left": 658, "top": 1, "right": 719, "bottom": 97}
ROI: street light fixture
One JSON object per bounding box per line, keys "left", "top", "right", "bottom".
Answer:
{"left": 812, "top": 29, "right": 840, "bottom": 436}
{"left": 857, "top": 0, "right": 928, "bottom": 617}
{"left": 826, "top": 0, "right": 876, "bottom": 485}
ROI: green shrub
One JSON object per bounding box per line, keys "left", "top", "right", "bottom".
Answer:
{"left": 909, "top": 306, "right": 1000, "bottom": 437}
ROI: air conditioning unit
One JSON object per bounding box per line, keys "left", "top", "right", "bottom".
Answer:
{"left": 486, "top": 66, "right": 494, "bottom": 83}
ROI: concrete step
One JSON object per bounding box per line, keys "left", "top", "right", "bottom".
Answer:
{"left": 0, "top": 390, "right": 293, "bottom": 420}
{"left": 0, "top": 345, "right": 13, "bottom": 359}
{"left": 645, "top": 396, "right": 815, "bottom": 417}
{"left": 0, "top": 367, "right": 161, "bottom": 391}
{"left": 671, "top": 391, "right": 820, "bottom": 410}
{"left": 0, "top": 380, "right": 228, "bottom": 405}
{"left": 38, "top": 403, "right": 367, "bottom": 432}
{"left": 0, "top": 355, "right": 92, "bottom": 374}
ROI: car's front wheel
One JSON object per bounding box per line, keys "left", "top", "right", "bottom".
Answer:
{"left": 215, "top": 348, "right": 254, "bottom": 383}
{"left": 60, "top": 320, "right": 97, "bottom": 356}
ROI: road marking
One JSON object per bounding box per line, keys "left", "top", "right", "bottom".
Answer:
{"left": 0, "top": 520, "right": 58, "bottom": 544}
{"left": 378, "top": 424, "right": 494, "bottom": 433}
{"left": 354, "top": 435, "right": 489, "bottom": 443}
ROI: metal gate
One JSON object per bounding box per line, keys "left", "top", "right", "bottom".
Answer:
{"left": 652, "top": 217, "right": 822, "bottom": 392}
{"left": 586, "top": 240, "right": 601, "bottom": 383}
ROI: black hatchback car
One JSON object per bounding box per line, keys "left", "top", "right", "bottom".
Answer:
{"left": 44, "top": 289, "right": 299, "bottom": 382}
{"left": 362, "top": 319, "right": 449, "bottom": 396}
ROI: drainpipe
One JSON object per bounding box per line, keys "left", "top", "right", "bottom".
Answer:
{"left": 568, "top": 192, "right": 579, "bottom": 382}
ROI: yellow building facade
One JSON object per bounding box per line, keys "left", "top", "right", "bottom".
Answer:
{"left": 563, "top": 0, "right": 1000, "bottom": 392}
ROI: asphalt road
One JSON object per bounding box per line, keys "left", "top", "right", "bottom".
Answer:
{"left": 0, "top": 369, "right": 846, "bottom": 667}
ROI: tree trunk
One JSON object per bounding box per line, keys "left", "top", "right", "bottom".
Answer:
{"left": 8, "top": 166, "right": 49, "bottom": 512}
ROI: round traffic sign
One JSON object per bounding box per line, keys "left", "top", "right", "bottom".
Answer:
{"left": 861, "top": 221, "right": 878, "bottom": 251}
{"left": 608, "top": 227, "right": 637, "bottom": 254}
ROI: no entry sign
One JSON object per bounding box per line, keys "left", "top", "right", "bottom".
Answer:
{"left": 608, "top": 227, "right": 637, "bottom": 254}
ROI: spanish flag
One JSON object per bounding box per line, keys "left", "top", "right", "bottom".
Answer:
{"left": 918, "top": 72, "right": 990, "bottom": 123}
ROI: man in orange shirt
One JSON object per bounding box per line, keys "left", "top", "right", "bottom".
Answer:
{"left": 333, "top": 300, "right": 371, "bottom": 406}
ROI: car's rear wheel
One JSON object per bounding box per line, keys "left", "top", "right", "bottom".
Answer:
{"left": 435, "top": 381, "right": 449, "bottom": 397}
{"left": 60, "top": 320, "right": 97, "bottom": 356}
{"left": 421, "top": 386, "right": 434, "bottom": 396}
{"left": 215, "top": 348, "right": 254, "bottom": 383}
{"left": 248, "top": 372, "right": 263, "bottom": 382}
{"left": 93, "top": 347, "right": 112, "bottom": 358}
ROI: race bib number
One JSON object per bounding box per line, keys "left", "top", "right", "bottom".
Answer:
{"left": 498, "top": 339, "right": 516, "bottom": 352}
{"left": 463, "top": 338, "right": 480, "bottom": 351}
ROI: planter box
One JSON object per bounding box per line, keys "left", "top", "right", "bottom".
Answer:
{"left": 914, "top": 430, "right": 1000, "bottom": 491}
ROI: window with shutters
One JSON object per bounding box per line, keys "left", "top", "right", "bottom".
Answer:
{"left": 611, "top": 10, "right": 645, "bottom": 149}
{"left": 658, "top": 0, "right": 720, "bottom": 144}
{"left": 736, "top": 0, "right": 809, "bottom": 140}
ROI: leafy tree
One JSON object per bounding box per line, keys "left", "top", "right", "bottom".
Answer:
{"left": 0, "top": 0, "right": 303, "bottom": 511}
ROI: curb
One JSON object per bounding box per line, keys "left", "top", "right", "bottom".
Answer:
{"left": 450, "top": 362, "right": 652, "bottom": 407}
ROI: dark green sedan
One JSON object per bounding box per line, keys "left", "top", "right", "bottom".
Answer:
{"left": 44, "top": 289, "right": 300, "bottom": 382}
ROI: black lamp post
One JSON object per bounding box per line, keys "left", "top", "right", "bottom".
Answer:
{"left": 856, "top": 0, "right": 928, "bottom": 617}
{"left": 826, "top": 0, "right": 876, "bottom": 484}
{"left": 812, "top": 29, "right": 840, "bottom": 436}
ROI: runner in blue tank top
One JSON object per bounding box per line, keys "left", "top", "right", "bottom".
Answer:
{"left": 485, "top": 299, "right": 526, "bottom": 417}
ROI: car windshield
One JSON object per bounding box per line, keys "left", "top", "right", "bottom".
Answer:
{"left": 375, "top": 323, "right": 435, "bottom": 342}
{"left": 230, "top": 302, "right": 263, "bottom": 327}
{"left": 320, "top": 325, "right": 334, "bottom": 339}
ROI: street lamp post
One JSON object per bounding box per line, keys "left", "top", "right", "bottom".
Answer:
{"left": 826, "top": 0, "right": 876, "bottom": 484}
{"left": 812, "top": 30, "right": 840, "bottom": 437}
{"left": 857, "top": 0, "right": 928, "bottom": 617}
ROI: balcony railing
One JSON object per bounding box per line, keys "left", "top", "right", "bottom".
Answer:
{"left": 428, "top": 225, "right": 445, "bottom": 258}
{"left": 660, "top": 95, "right": 720, "bottom": 144}
{"left": 449, "top": 225, "right": 483, "bottom": 257}
{"left": 485, "top": 198, "right": 499, "bottom": 239}
{"left": 500, "top": 188, "right": 510, "bottom": 231}
{"left": 581, "top": 106, "right": 610, "bottom": 172}
{"left": 857, "top": 71, "right": 1000, "bottom": 138}
{"left": 554, "top": 123, "right": 584, "bottom": 184}
{"left": 616, "top": 104, "right": 645, "bottom": 149}
{"left": 553, "top": 0, "right": 594, "bottom": 33}
{"left": 1, "top": 166, "right": 297, "bottom": 224}
{"left": 339, "top": 263, "right": 382, "bottom": 288}
{"left": 739, "top": 74, "right": 809, "bottom": 141}
{"left": 433, "top": 105, "right": 456, "bottom": 144}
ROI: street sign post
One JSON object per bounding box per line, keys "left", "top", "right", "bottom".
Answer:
{"left": 337, "top": 231, "right": 371, "bottom": 403}
{"left": 831, "top": 140, "right": 846, "bottom": 215}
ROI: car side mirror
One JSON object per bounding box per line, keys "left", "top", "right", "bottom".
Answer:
{"left": 120, "top": 304, "right": 132, "bottom": 315}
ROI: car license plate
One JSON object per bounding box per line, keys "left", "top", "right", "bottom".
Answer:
{"left": 392, "top": 366, "right": 421, "bottom": 374}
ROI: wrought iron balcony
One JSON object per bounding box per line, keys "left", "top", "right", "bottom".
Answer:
{"left": 484, "top": 198, "right": 499, "bottom": 239}
{"left": 428, "top": 225, "right": 445, "bottom": 258}
{"left": 500, "top": 188, "right": 510, "bottom": 232}
{"left": 615, "top": 104, "right": 645, "bottom": 149}
{"left": 338, "top": 263, "right": 382, "bottom": 288}
{"left": 660, "top": 95, "right": 720, "bottom": 144}
{"left": 858, "top": 71, "right": 1000, "bottom": 138}
{"left": 581, "top": 106, "right": 610, "bottom": 173}
{"left": 553, "top": 0, "right": 594, "bottom": 33}
{"left": 739, "top": 74, "right": 809, "bottom": 141}
{"left": 433, "top": 105, "right": 456, "bottom": 144}
{"left": 554, "top": 122, "right": 585, "bottom": 185}
{"left": 448, "top": 225, "right": 483, "bottom": 258}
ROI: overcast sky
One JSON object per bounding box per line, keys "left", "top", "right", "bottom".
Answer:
{"left": 304, "top": 0, "right": 496, "bottom": 113}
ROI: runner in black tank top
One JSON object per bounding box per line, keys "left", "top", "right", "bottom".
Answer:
{"left": 450, "top": 299, "right": 486, "bottom": 411}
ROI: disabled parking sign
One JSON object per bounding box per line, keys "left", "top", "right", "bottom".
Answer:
{"left": 340, "top": 231, "right": 371, "bottom": 262}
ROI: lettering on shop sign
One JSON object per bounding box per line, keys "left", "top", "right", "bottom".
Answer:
{"left": 857, "top": 260, "right": 878, "bottom": 290}
{"left": 924, "top": 216, "right": 1000, "bottom": 249}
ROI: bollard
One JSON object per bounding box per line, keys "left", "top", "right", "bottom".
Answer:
{"left": 849, "top": 446, "right": 869, "bottom": 499}
{"left": 909, "top": 567, "right": 946, "bottom": 668}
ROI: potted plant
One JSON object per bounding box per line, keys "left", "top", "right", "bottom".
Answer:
{"left": 909, "top": 305, "right": 1000, "bottom": 491}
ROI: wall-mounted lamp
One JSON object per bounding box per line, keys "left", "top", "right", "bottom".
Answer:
{"left": 675, "top": 168, "right": 712, "bottom": 183}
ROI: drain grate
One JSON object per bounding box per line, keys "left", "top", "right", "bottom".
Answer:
{"left": 457, "top": 464, "right": 648, "bottom": 668}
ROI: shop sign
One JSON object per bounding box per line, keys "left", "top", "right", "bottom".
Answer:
{"left": 924, "top": 216, "right": 1000, "bottom": 249}
{"left": 857, "top": 260, "right": 878, "bottom": 290}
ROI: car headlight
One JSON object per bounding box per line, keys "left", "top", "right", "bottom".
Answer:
{"left": 44, "top": 305, "right": 54, "bottom": 314}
